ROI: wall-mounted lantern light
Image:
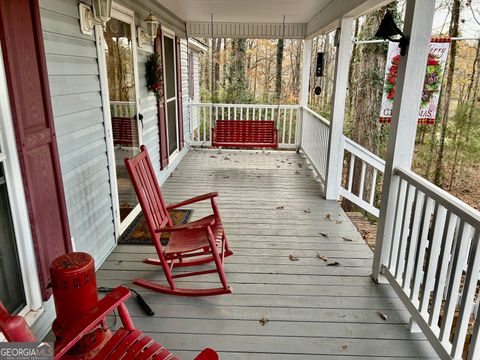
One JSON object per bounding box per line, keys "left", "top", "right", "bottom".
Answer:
{"left": 92, "top": 0, "right": 113, "bottom": 30}
{"left": 145, "top": 12, "right": 159, "bottom": 40}
{"left": 375, "top": 10, "right": 409, "bottom": 56}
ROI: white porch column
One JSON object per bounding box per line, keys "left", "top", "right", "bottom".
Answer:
{"left": 372, "top": 0, "right": 436, "bottom": 281}
{"left": 300, "top": 38, "right": 312, "bottom": 108}
{"left": 324, "top": 17, "right": 353, "bottom": 200}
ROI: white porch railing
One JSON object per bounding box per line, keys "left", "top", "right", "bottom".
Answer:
{"left": 300, "top": 107, "right": 330, "bottom": 186}
{"left": 341, "top": 137, "right": 386, "bottom": 217}
{"left": 382, "top": 167, "right": 480, "bottom": 359}
{"left": 188, "top": 103, "right": 301, "bottom": 149}
{"left": 110, "top": 101, "right": 135, "bottom": 118}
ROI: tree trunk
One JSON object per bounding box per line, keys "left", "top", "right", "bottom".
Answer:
{"left": 433, "top": 0, "right": 461, "bottom": 186}
{"left": 275, "top": 39, "right": 284, "bottom": 101}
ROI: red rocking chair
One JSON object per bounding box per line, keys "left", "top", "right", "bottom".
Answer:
{"left": 0, "top": 286, "right": 218, "bottom": 359}
{"left": 125, "top": 145, "right": 233, "bottom": 296}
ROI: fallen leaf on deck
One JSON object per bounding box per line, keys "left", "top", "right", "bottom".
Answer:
{"left": 325, "top": 213, "right": 333, "bottom": 221}
{"left": 319, "top": 232, "right": 328, "bottom": 237}
{"left": 377, "top": 311, "right": 388, "bottom": 321}
{"left": 257, "top": 175, "right": 262, "bottom": 179}
{"left": 259, "top": 317, "right": 269, "bottom": 326}
{"left": 342, "top": 237, "right": 353, "bottom": 242}
{"left": 316, "top": 252, "right": 328, "bottom": 261}
{"left": 295, "top": 170, "right": 301, "bottom": 175}
{"left": 298, "top": 163, "right": 303, "bottom": 168}
{"left": 289, "top": 254, "right": 299, "bottom": 261}
{"left": 210, "top": 155, "right": 217, "bottom": 158}
{"left": 223, "top": 176, "right": 230, "bottom": 179}
{"left": 276, "top": 205, "right": 285, "bottom": 210}
{"left": 276, "top": 165, "right": 280, "bottom": 168}
{"left": 342, "top": 345, "right": 348, "bottom": 350}
{"left": 335, "top": 220, "right": 343, "bottom": 224}
{"left": 224, "top": 157, "right": 231, "bottom": 160}
{"left": 304, "top": 209, "right": 312, "bottom": 214}
{"left": 327, "top": 261, "right": 341, "bottom": 266}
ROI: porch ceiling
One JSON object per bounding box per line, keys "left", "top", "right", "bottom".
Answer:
{"left": 154, "top": 0, "right": 392, "bottom": 38}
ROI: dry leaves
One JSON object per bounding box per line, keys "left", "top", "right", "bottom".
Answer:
{"left": 289, "top": 254, "right": 299, "bottom": 261}
{"left": 327, "top": 261, "right": 341, "bottom": 266}
{"left": 377, "top": 311, "right": 388, "bottom": 321}
{"left": 295, "top": 170, "right": 301, "bottom": 175}
{"left": 316, "top": 252, "right": 328, "bottom": 261}
{"left": 342, "top": 345, "right": 348, "bottom": 350}
{"left": 325, "top": 213, "right": 333, "bottom": 221}
{"left": 342, "top": 237, "right": 353, "bottom": 242}
{"left": 259, "top": 317, "right": 269, "bottom": 326}
{"left": 304, "top": 209, "right": 312, "bottom": 214}
{"left": 276, "top": 205, "right": 285, "bottom": 210}
{"left": 210, "top": 155, "right": 217, "bottom": 158}
{"left": 319, "top": 232, "right": 328, "bottom": 238}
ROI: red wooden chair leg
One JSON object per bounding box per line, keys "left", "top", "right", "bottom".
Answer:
{"left": 207, "top": 227, "right": 229, "bottom": 290}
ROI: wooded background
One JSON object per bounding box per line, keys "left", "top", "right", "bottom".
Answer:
{"left": 198, "top": 0, "right": 480, "bottom": 210}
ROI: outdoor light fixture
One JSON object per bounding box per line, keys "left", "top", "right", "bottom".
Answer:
{"left": 91, "top": 0, "right": 113, "bottom": 30}
{"left": 375, "top": 10, "right": 409, "bottom": 56}
{"left": 145, "top": 12, "right": 159, "bottom": 40}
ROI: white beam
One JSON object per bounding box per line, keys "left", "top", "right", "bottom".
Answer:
{"left": 300, "top": 39, "right": 312, "bottom": 107}
{"left": 186, "top": 22, "right": 306, "bottom": 39}
{"left": 372, "top": 0, "right": 436, "bottom": 281}
{"left": 324, "top": 17, "right": 354, "bottom": 200}
{"left": 306, "top": 0, "right": 391, "bottom": 38}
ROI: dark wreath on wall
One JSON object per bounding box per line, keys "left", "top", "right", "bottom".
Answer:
{"left": 146, "top": 53, "right": 164, "bottom": 101}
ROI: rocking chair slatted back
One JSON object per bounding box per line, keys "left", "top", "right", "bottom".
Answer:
{"left": 125, "top": 145, "right": 172, "bottom": 244}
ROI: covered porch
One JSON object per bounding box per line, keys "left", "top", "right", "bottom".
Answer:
{"left": 97, "top": 149, "right": 437, "bottom": 358}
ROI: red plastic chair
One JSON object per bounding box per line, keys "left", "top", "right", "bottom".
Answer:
{"left": 125, "top": 145, "right": 233, "bottom": 296}
{"left": 0, "top": 287, "right": 218, "bottom": 359}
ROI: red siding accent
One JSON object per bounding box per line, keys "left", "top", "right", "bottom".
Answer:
{"left": 0, "top": 0, "right": 72, "bottom": 300}
{"left": 154, "top": 29, "right": 169, "bottom": 170}
{"left": 175, "top": 37, "right": 184, "bottom": 151}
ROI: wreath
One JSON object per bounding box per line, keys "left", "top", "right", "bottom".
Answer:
{"left": 384, "top": 52, "right": 443, "bottom": 107}
{"left": 146, "top": 53, "right": 164, "bottom": 100}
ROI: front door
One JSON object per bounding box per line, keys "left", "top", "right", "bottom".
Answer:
{"left": 101, "top": 4, "right": 141, "bottom": 231}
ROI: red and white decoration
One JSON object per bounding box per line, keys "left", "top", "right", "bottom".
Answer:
{"left": 379, "top": 37, "right": 450, "bottom": 125}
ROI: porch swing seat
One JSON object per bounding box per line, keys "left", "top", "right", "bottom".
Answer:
{"left": 211, "top": 120, "right": 278, "bottom": 149}
{"left": 125, "top": 145, "right": 233, "bottom": 297}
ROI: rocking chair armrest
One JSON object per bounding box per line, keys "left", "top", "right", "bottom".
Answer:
{"left": 166, "top": 192, "right": 219, "bottom": 210}
{"left": 54, "top": 286, "right": 131, "bottom": 360}
{"left": 155, "top": 221, "right": 215, "bottom": 233}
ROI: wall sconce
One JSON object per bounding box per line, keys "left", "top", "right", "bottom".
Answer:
{"left": 79, "top": 0, "right": 112, "bottom": 34}
{"left": 145, "top": 13, "right": 159, "bottom": 40}
{"left": 91, "top": 0, "right": 113, "bottom": 30}
{"left": 375, "top": 10, "right": 409, "bottom": 56}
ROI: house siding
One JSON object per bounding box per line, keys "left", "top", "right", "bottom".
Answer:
{"left": 39, "top": 0, "right": 116, "bottom": 266}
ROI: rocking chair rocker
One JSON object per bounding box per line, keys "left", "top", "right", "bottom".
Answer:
{"left": 125, "top": 145, "right": 233, "bottom": 296}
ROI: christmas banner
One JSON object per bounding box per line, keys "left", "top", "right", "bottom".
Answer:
{"left": 379, "top": 38, "right": 450, "bottom": 125}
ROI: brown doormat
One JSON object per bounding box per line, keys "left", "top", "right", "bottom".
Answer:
{"left": 118, "top": 209, "right": 193, "bottom": 245}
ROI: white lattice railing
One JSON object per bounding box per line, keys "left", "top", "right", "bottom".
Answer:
{"left": 341, "top": 137, "right": 386, "bottom": 217}
{"left": 188, "top": 103, "right": 301, "bottom": 149}
{"left": 110, "top": 101, "right": 136, "bottom": 118}
{"left": 300, "top": 107, "right": 330, "bottom": 186}
{"left": 382, "top": 167, "right": 480, "bottom": 359}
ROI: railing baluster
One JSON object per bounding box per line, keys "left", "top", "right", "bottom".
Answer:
{"left": 358, "top": 161, "right": 366, "bottom": 200}
{"left": 439, "top": 221, "right": 472, "bottom": 344}
{"left": 369, "top": 168, "right": 378, "bottom": 205}
{"left": 227, "top": 106, "right": 230, "bottom": 120}
{"left": 347, "top": 154, "right": 355, "bottom": 192}
{"left": 469, "top": 298, "right": 480, "bottom": 359}
{"left": 451, "top": 229, "right": 480, "bottom": 358}
{"left": 281, "top": 109, "right": 286, "bottom": 145}
{"left": 411, "top": 197, "right": 435, "bottom": 302}
{"left": 240, "top": 106, "right": 243, "bottom": 120}
{"left": 419, "top": 203, "right": 447, "bottom": 316}
{"left": 388, "top": 179, "right": 408, "bottom": 269}
{"left": 429, "top": 212, "right": 458, "bottom": 328}
{"left": 402, "top": 189, "right": 425, "bottom": 291}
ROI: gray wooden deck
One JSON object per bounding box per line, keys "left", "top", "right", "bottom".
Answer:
{"left": 97, "top": 149, "right": 438, "bottom": 359}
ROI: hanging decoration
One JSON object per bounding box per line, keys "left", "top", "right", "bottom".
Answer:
{"left": 379, "top": 37, "right": 450, "bottom": 125}
{"left": 145, "top": 53, "right": 164, "bottom": 100}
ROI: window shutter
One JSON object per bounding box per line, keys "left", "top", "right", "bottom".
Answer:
{"left": 154, "top": 28, "right": 169, "bottom": 169}
{"left": 0, "top": 0, "right": 72, "bottom": 300}
{"left": 175, "top": 37, "right": 184, "bottom": 151}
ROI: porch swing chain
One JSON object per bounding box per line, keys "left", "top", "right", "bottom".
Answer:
{"left": 276, "top": 15, "right": 286, "bottom": 126}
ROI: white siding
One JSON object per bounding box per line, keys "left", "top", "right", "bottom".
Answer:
{"left": 40, "top": 0, "right": 116, "bottom": 266}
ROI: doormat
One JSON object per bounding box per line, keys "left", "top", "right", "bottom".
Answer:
{"left": 118, "top": 209, "right": 193, "bottom": 245}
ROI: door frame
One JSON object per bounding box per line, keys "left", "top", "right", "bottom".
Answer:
{"left": 0, "top": 44, "right": 43, "bottom": 322}
{"left": 161, "top": 26, "right": 180, "bottom": 162}
{"left": 96, "top": 2, "right": 143, "bottom": 237}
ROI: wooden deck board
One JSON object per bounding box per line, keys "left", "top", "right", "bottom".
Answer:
{"left": 98, "top": 149, "right": 438, "bottom": 359}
